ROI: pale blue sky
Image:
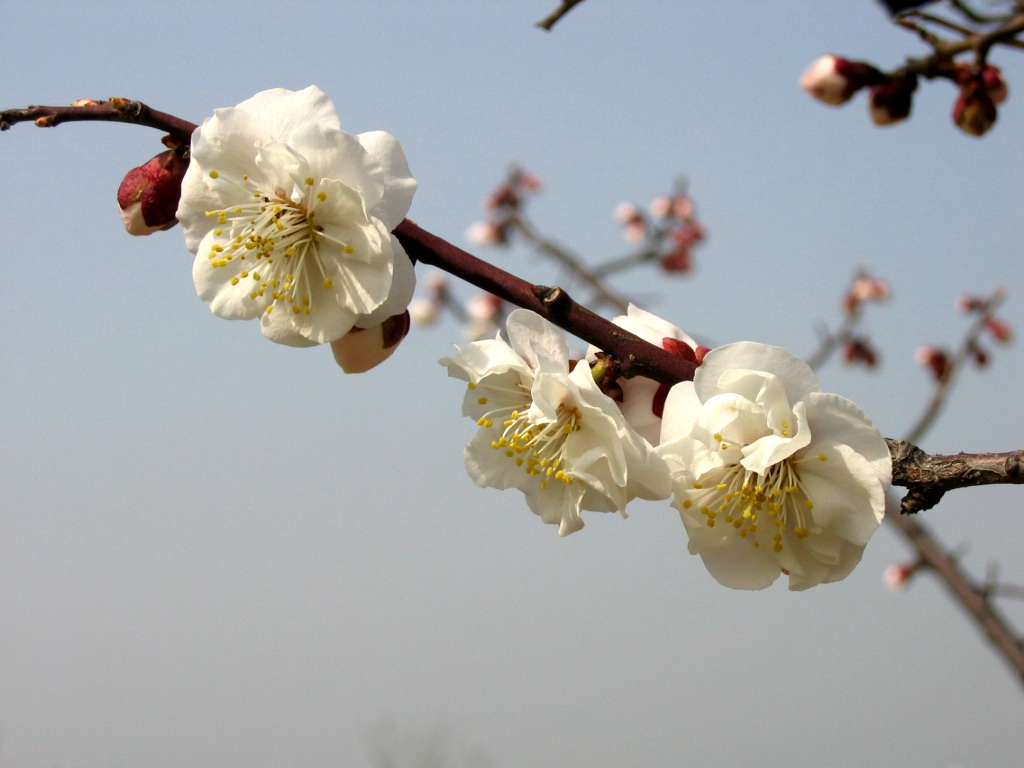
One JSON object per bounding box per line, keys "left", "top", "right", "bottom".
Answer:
{"left": 2, "top": 2, "right": 1023, "bottom": 767}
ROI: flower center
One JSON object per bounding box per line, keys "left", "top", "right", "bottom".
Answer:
{"left": 681, "top": 432, "right": 817, "bottom": 553}
{"left": 202, "top": 170, "right": 355, "bottom": 317}
{"left": 470, "top": 380, "right": 581, "bottom": 490}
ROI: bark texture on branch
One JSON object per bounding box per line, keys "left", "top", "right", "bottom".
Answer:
{"left": 888, "top": 439, "right": 1024, "bottom": 513}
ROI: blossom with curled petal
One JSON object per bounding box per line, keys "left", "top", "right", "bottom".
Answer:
{"left": 441, "top": 310, "right": 671, "bottom": 536}
{"left": 177, "top": 86, "right": 416, "bottom": 346}
{"left": 658, "top": 342, "right": 891, "bottom": 590}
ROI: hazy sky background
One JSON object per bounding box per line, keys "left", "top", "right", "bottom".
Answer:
{"left": 2, "top": 2, "right": 1023, "bottom": 767}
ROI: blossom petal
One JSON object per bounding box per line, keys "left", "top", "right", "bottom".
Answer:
{"left": 696, "top": 342, "right": 820, "bottom": 406}
{"left": 506, "top": 309, "right": 570, "bottom": 374}
{"left": 358, "top": 131, "right": 417, "bottom": 230}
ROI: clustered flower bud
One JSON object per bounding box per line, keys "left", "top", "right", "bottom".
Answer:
{"left": 800, "top": 55, "right": 881, "bottom": 106}
{"left": 950, "top": 63, "right": 1007, "bottom": 137}
{"left": 466, "top": 166, "right": 543, "bottom": 249}
{"left": 614, "top": 188, "right": 707, "bottom": 276}
{"left": 117, "top": 148, "right": 188, "bottom": 235}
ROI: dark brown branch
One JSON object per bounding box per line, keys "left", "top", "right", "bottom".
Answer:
{"left": 394, "top": 219, "right": 697, "bottom": 385}
{"left": 536, "top": 0, "right": 589, "bottom": 30}
{"left": 888, "top": 439, "right": 1024, "bottom": 513}
{"left": 0, "top": 100, "right": 198, "bottom": 144}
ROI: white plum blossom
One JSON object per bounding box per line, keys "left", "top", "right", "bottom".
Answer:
{"left": 587, "top": 304, "right": 700, "bottom": 445}
{"left": 658, "top": 342, "right": 891, "bottom": 590}
{"left": 177, "top": 86, "right": 417, "bottom": 347}
{"left": 441, "top": 309, "right": 671, "bottom": 536}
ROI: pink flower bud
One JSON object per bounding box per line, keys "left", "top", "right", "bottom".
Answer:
{"left": 466, "top": 220, "right": 507, "bottom": 246}
{"left": 801, "top": 55, "right": 878, "bottom": 106}
{"left": 650, "top": 195, "right": 673, "bottom": 218}
{"left": 850, "top": 273, "right": 890, "bottom": 303}
{"left": 982, "top": 64, "right": 1008, "bottom": 105}
{"left": 467, "top": 292, "right": 503, "bottom": 321}
{"left": 842, "top": 338, "right": 879, "bottom": 369}
{"left": 868, "top": 77, "right": 916, "bottom": 126}
{"left": 956, "top": 294, "right": 984, "bottom": 314}
{"left": 984, "top": 316, "right": 1013, "bottom": 344}
{"left": 408, "top": 297, "right": 441, "bottom": 327}
{"left": 953, "top": 79, "right": 997, "bottom": 137}
{"left": 968, "top": 340, "right": 990, "bottom": 367}
{"left": 424, "top": 270, "right": 449, "bottom": 299}
{"left": 117, "top": 149, "right": 187, "bottom": 235}
{"left": 614, "top": 201, "right": 644, "bottom": 225}
{"left": 330, "top": 311, "right": 410, "bottom": 373}
{"left": 659, "top": 247, "right": 692, "bottom": 274}
{"left": 914, "top": 346, "right": 949, "bottom": 381}
{"left": 884, "top": 563, "right": 916, "bottom": 592}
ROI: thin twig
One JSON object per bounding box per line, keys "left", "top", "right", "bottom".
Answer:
{"left": 885, "top": 509, "right": 1024, "bottom": 687}
{"left": 536, "top": 0, "right": 589, "bottom": 31}
{"left": 903, "top": 289, "right": 1005, "bottom": 444}
{"left": 507, "top": 215, "right": 631, "bottom": 313}
{"left": 0, "top": 100, "right": 198, "bottom": 144}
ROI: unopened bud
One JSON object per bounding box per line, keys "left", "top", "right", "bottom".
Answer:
{"left": 956, "top": 294, "right": 984, "bottom": 314}
{"left": 466, "top": 220, "right": 507, "bottom": 247}
{"left": 70, "top": 98, "right": 100, "bottom": 107}
{"left": 842, "top": 338, "right": 879, "bottom": 369}
{"left": 408, "top": 297, "right": 441, "bottom": 327}
{"left": 869, "top": 77, "right": 916, "bottom": 126}
{"left": 801, "top": 55, "right": 879, "bottom": 106}
{"left": 330, "top": 311, "right": 411, "bottom": 373}
{"left": 659, "top": 247, "right": 692, "bottom": 274}
{"left": 850, "top": 273, "right": 890, "bottom": 303}
{"left": 914, "top": 346, "right": 949, "bottom": 381}
{"left": 968, "top": 340, "right": 989, "bottom": 367}
{"left": 884, "top": 562, "right": 917, "bottom": 592}
{"left": 982, "top": 64, "right": 1008, "bottom": 105}
{"left": 953, "top": 79, "right": 997, "bottom": 137}
{"left": 34, "top": 115, "right": 56, "bottom": 127}
{"left": 984, "top": 316, "right": 1013, "bottom": 344}
{"left": 117, "top": 149, "right": 188, "bottom": 235}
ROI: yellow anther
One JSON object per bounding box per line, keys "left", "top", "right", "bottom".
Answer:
{"left": 794, "top": 527, "right": 809, "bottom": 538}
{"left": 344, "top": 245, "right": 355, "bottom": 254}
{"left": 265, "top": 305, "right": 273, "bottom": 314}
{"left": 693, "top": 482, "right": 703, "bottom": 489}
{"left": 209, "top": 170, "right": 220, "bottom": 179}
{"left": 316, "top": 191, "right": 327, "bottom": 201}
{"left": 467, "top": 382, "right": 477, "bottom": 390}
{"left": 716, "top": 484, "right": 727, "bottom": 491}
{"left": 804, "top": 500, "right": 814, "bottom": 510}
{"left": 817, "top": 452, "right": 827, "bottom": 461}
{"left": 682, "top": 499, "right": 693, "bottom": 509}
{"left": 323, "top": 279, "right": 334, "bottom": 289}
{"left": 230, "top": 277, "right": 239, "bottom": 285}
{"left": 305, "top": 177, "right": 315, "bottom": 186}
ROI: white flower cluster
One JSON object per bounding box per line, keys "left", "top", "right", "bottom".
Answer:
{"left": 172, "top": 88, "right": 891, "bottom": 590}
{"left": 443, "top": 306, "right": 891, "bottom": 591}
